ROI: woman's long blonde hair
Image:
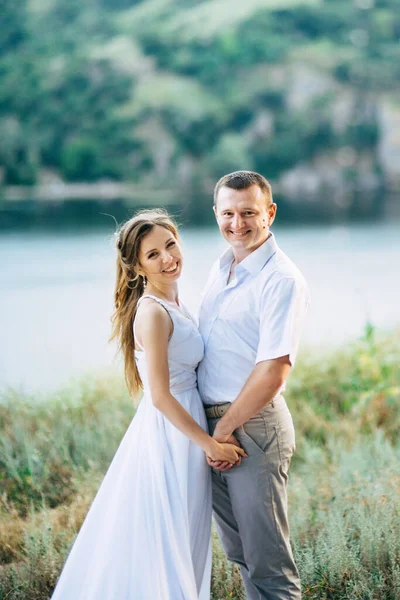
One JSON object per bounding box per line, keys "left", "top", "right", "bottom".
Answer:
{"left": 110, "top": 209, "right": 179, "bottom": 396}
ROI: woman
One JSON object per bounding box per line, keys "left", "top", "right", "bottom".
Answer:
{"left": 51, "top": 209, "right": 245, "bottom": 600}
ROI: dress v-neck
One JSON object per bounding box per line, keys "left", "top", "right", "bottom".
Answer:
{"left": 140, "top": 294, "right": 194, "bottom": 322}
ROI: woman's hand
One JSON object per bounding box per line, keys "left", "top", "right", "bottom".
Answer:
{"left": 207, "top": 434, "right": 244, "bottom": 470}
{"left": 207, "top": 439, "right": 247, "bottom": 464}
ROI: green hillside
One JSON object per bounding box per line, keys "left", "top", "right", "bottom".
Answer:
{"left": 1, "top": 0, "right": 400, "bottom": 216}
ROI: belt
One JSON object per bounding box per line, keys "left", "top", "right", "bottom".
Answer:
{"left": 204, "top": 402, "right": 231, "bottom": 419}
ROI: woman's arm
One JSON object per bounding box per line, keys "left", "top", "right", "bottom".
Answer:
{"left": 135, "top": 300, "right": 246, "bottom": 464}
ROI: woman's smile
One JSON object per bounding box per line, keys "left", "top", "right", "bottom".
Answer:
{"left": 162, "top": 261, "right": 180, "bottom": 274}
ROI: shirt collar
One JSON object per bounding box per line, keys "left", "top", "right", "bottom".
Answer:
{"left": 218, "top": 233, "right": 278, "bottom": 276}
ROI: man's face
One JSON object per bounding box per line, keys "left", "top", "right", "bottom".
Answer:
{"left": 214, "top": 185, "right": 276, "bottom": 259}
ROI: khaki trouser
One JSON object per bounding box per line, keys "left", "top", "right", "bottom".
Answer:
{"left": 207, "top": 395, "right": 301, "bottom": 600}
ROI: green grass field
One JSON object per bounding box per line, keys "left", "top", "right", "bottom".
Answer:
{"left": 1, "top": 325, "right": 399, "bottom": 599}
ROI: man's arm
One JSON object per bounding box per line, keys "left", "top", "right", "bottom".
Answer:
{"left": 217, "top": 273, "right": 308, "bottom": 439}
{"left": 208, "top": 274, "right": 308, "bottom": 468}
{"left": 213, "top": 355, "right": 291, "bottom": 442}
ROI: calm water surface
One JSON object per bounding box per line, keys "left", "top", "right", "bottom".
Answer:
{"left": 1, "top": 222, "right": 399, "bottom": 392}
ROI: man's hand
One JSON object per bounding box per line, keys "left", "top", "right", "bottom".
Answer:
{"left": 206, "top": 433, "right": 244, "bottom": 471}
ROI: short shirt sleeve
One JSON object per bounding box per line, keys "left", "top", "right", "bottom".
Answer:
{"left": 256, "top": 275, "right": 309, "bottom": 367}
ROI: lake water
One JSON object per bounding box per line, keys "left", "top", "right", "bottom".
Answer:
{"left": 1, "top": 221, "right": 399, "bottom": 393}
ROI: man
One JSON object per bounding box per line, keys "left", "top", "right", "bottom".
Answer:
{"left": 197, "top": 171, "right": 309, "bottom": 600}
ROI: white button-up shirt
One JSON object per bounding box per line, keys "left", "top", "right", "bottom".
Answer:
{"left": 197, "top": 233, "right": 310, "bottom": 405}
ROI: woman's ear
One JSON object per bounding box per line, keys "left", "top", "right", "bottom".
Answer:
{"left": 133, "top": 260, "right": 144, "bottom": 278}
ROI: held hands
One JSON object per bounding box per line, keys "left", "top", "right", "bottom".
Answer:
{"left": 206, "top": 434, "right": 245, "bottom": 471}
{"left": 206, "top": 417, "right": 247, "bottom": 470}
{"left": 207, "top": 437, "right": 246, "bottom": 466}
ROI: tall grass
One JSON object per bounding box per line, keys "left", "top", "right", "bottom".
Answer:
{"left": 0, "top": 375, "right": 132, "bottom": 517}
{"left": 1, "top": 326, "right": 399, "bottom": 599}
{"left": 291, "top": 435, "right": 400, "bottom": 599}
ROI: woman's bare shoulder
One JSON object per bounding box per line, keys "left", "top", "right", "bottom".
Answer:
{"left": 135, "top": 297, "right": 172, "bottom": 338}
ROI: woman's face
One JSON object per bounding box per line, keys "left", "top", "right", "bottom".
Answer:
{"left": 138, "top": 225, "right": 183, "bottom": 285}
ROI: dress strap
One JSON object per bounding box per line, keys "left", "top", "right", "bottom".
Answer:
{"left": 137, "top": 294, "right": 171, "bottom": 311}
{"left": 134, "top": 294, "right": 174, "bottom": 351}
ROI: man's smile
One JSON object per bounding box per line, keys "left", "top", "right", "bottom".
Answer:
{"left": 229, "top": 230, "right": 251, "bottom": 237}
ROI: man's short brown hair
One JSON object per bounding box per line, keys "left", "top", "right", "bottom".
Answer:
{"left": 214, "top": 171, "right": 273, "bottom": 207}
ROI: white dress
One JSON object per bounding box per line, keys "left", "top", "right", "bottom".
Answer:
{"left": 51, "top": 294, "right": 212, "bottom": 600}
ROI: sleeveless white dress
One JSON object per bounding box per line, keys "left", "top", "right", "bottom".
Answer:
{"left": 51, "top": 294, "right": 212, "bottom": 600}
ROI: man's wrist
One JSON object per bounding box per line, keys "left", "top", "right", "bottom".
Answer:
{"left": 215, "top": 414, "right": 236, "bottom": 438}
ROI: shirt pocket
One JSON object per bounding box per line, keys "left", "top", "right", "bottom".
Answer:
{"left": 221, "top": 294, "right": 260, "bottom": 340}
